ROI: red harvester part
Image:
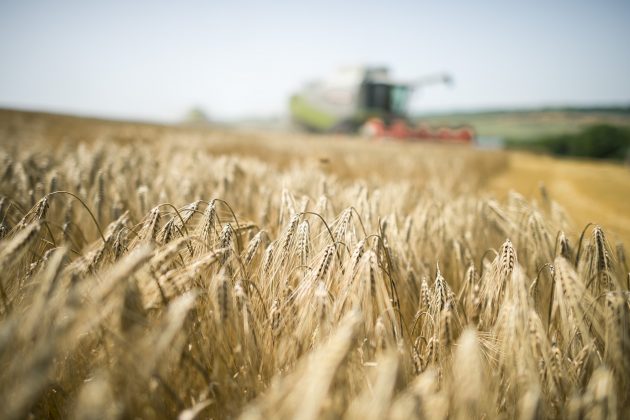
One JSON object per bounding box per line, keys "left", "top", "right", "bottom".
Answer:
{"left": 362, "top": 118, "right": 474, "bottom": 144}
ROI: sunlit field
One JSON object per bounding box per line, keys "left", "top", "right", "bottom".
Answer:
{"left": 0, "top": 110, "right": 629, "bottom": 419}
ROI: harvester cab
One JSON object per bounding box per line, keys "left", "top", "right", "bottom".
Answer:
{"left": 289, "top": 66, "right": 473, "bottom": 143}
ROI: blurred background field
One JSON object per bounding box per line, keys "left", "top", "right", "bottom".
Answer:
{"left": 3, "top": 107, "right": 629, "bottom": 246}
{"left": 418, "top": 107, "right": 630, "bottom": 141}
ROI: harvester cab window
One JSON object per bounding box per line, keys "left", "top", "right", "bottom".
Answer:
{"left": 362, "top": 83, "right": 410, "bottom": 116}
{"left": 390, "top": 85, "right": 410, "bottom": 115}
{"left": 363, "top": 83, "right": 392, "bottom": 113}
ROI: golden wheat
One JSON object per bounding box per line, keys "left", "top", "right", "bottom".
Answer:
{"left": 0, "top": 114, "right": 628, "bottom": 419}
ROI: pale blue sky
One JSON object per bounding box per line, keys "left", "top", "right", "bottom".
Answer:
{"left": 1, "top": 0, "right": 629, "bottom": 121}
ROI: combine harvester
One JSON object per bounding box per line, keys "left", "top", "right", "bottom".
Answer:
{"left": 289, "top": 66, "right": 474, "bottom": 144}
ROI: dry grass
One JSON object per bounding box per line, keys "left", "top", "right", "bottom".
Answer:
{"left": 0, "top": 109, "right": 628, "bottom": 419}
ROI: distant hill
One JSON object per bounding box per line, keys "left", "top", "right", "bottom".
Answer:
{"left": 414, "top": 106, "right": 630, "bottom": 141}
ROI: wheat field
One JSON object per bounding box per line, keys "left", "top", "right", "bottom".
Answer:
{"left": 0, "top": 111, "right": 629, "bottom": 419}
